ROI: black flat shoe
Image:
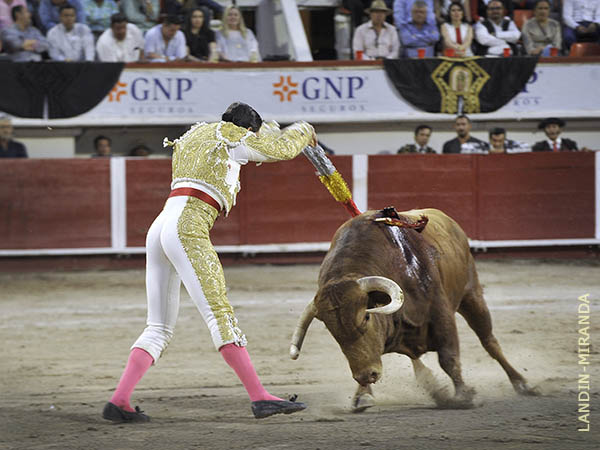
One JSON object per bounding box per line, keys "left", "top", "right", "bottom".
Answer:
{"left": 251, "top": 399, "right": 307, "bottom": 419}
{"left": 102, "top": 402, "right": 150, "bottom": 423}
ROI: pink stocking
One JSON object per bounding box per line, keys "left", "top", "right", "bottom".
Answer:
{"left": 110, "top": 348, "right": 154, "bottom": 412}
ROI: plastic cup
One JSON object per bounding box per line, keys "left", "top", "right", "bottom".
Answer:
{"left": 503, "top": 47, "right": 511, "bottom": 57}
{"left": 417, "top": 48, "right": 426, "bottom": 58}
{"left": 550, "top": 47, "right": 559, "bottom": 57}
{"left": 355, "top": 50, "right": 363, "bottom": 60}
{"left": 444, "top": 48, "right": 456, "bottom": 57}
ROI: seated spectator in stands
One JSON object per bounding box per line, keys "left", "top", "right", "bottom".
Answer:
{"left": 144, "top": 13, "right": 186, "bottom": 62}
{"left": 522, "top": 0, "right": 562, "bottom": 56}
{"left": 1, "top": 0, "right": 27, "bottom": 30}
{"left": 474, "top": 0, "right": 520, "bottom": 55}
{"left": 532, "top": 117, "right": 585, "bottom": 152}
{"left": 397, "top": 124, "right": 436, "bottom": 153}
{"left": 399, "top": 0, "right": 440, "bottom": 57}
{"left": 47, "top": 4, "right": 94, "bottom": 60}
{"left": 216, "top": 5, "right": 260, "bottom": 62}
{"left": 96, "top": 13, "right": 144, "bottom": 61}
{"left": 562, "top": 0, "right": 600, "bottom": 50}
{"left": 1, "top": 4, "right": 48, "bottom": 60}
{"left": 442, "top": 115, "right": 488, "bottom": 153}
{"left": 92, "top": 135, "right": 111, "bottom": 157}
{"left": 120, "top": 0, "right": 159, "bottom": 34}
{"left": 471, "top": 0, "right": 513, "bottom": 22}
{"left": 352, "top": 0, "right": 399, "bottom": 60}
{"left": 83, "top": 0, "right": 118, "bottom": 39}
{"left": 441, "top": 1, "right": 473, "bottom": 56}
{"left": 39, "top": 0, "right": 84, "bottom": 33}
{"left": 394, "top": 0, "right": 436, "bottom": 27}
{"left": 129, "top": 143, "right": 151, "bottom": 156}
{"left": 0, "top": 114, "right": 27, "bottom": 158}
{"left": 487, "top": 127, "right": 530, "bottom": 153}
{"left": 435, "top": 0, "right": 471, "bottom": 24}
{"left": 165, "top": 0, "right": 223, "bottom": 22}
{"left": 343, "top": 0, "right": 370, "bottom": 29}
{"left": 184, "top": 7, "right": 216, "bottom": 61}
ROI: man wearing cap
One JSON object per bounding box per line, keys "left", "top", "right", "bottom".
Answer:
{"left": 352, "top": 0, "right": 400, "bottom": 59}
{"left": 144, "top": 14, "right": 186, "bottom": 62}
{"left": 532, "top": 118, "right": 580, "bottom": 152}
{"left": 0, "top": 114, "right": 28, "bottom": 158}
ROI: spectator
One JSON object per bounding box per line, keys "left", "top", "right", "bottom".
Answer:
{"left": 487, "top": 127, "right": 530, "bottom": 153}
{"left": 397, "top": 124, "right": 436, "bottom": 153}
{"left": 434, "top": 0, "right": 471, "bottom": 24}
{"left": 1, "top": 0, "right": 27, "bottom": 29}
{"left": 562, "top": 0, "right": 600, "bottom": 50}
{"left": 82, "top": 0, "right": 118, "bottom": 39}
{"left": 47, "top": 4, "right": 94, "bottom": 60}
{"left": 399, "top": 0, "right": 440, "bottom": 57}
{"left": 442, "top": 115, "right": 488, "bottom": 153}
{"left": 164, "top": 0, "right": 223, "bottom": 21}
{"left": 92, "top": 135, "right": 111, "bottom": 157}
{"left": 0, "top": 114, "right": 27, "bottom": 158}
{"left": 39, "top": 0, "right": 84, "bottom": 33}
{"left": 1, "top": 4, "right": 48, "bottom": 61}
{"left": 128, "top": 143, "right": 151, "bottom": 156}
{"left": 471, "top": 0, "right": 513, "bottom": 22}
{"left": 120, "top": 0, "right": 159, "bottom": 33}
{"left": 216, "top": 5, "right": 260, "bottom": 62}
{"left": 144, "top": 13, "right": 186, "bottom": 62}
{"left": 394, "top": 0, "right": 436, "bottom": 27}
{"left": 522, "top": 0, "right": 562, "bottom": 56}
{"left": 183, "top": 7, "right": 216, "bottom": 61}
{"left": 96, "top": 13, "right": 144, "bottom": 61}
{"left": 441, "top": 1, "right": 474, "bottom": 56}
{"left": 474, "top": 0, "right": 520, "bottom": 56}
{"left": 352, "top": 0, "right": 400, "bottom": 60}
{"left": 532, "top": 117, "right": 585, "bottom": 152}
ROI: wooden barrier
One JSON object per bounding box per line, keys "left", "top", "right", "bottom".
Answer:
{"left": 0, "top": 153, "right": 596, "bottom": 254}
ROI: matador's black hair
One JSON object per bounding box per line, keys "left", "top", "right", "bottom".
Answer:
{"left": 221, "top": 102, "right": 263, "bottom": 133}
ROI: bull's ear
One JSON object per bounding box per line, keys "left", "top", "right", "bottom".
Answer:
{"left": 399, "top": 293, "right": 430, "bottom": 327}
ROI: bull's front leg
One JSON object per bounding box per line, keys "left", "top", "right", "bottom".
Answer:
{"left": 351, "top": 383, "right": 375, "bottom": 413}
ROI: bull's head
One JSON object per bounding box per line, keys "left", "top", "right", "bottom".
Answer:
{"left": 290, "top": 276, "right": 403, "bottom": 386}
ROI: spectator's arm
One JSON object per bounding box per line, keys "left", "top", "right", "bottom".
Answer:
{"left": 174, "top": 31, "right": 187, "bottom": 60}
{"left": 399, "top": 25, "right": 421, "bottom": 48}
{"left": 144, "top": 33, "right": 161, "bottom": 59}
{"left": 246, "top": 29, "right": 260, "bottom": 62}
{"left": 83, "top": 25, "right": 95, "bottom": 61}
{"left": 474, "top": 21, "right": 507, "bottom": 47}
{"left": 393, "top": 0, "right": 404, "bottom": 26}
{"left": 352, "top": 26, "right": 365, "bottom": 54}
{"left": 96, "top": 35, "right": 115, "bottom": 61}
{"left": 132, "top": 25, "right": 145, "bottom": 60}
{"left": 562, "top": 0, "right": 577, "bottom": 29}
{"left": 426, "top": 23, "right": 440, "bottom": 45}
{"left": 495, "top": 19, "right": 520, "bottom": 43}
{"left": 552, "top": 21, "right": 562, "bottom": 49}
{"left": 521, "top": 22, "right": 536, "bottom": 54}
{"left": 47, "top": 29, "right": 65, "bottom": 60}
{"left": 441, "top": 24, "right": 460, "bottom": 49}
{"left": 1, "top": 27, "right": 22, "bottom": 52}
{"left": 390, "top": 26, "right": 401, "bottom": 58}
{"left": 462, "top": 24, "right": 473, "bottom": 49}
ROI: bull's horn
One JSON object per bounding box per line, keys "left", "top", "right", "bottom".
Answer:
{"left": 358, "top": 276, "right": 404, "bottom": 315}
{"left": 290, "top": 301, "right": 317, "bottom": 360}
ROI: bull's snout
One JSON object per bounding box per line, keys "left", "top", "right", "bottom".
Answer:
{"left": 354, "top": 369, "right": 381, "bottom": 386}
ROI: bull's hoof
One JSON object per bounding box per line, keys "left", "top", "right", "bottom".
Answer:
{"left": 351, "top": 393, "right": 375, "bottom": 413}
{"left": 433, "top": 386, "right": 476, "bottom": 409}
{"left": 513, "top": 380, "right": 541, "bottom": 396}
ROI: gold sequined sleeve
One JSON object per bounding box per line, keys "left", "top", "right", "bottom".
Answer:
{"left": 243, "top": 121, "right": 315, "bottom": 163}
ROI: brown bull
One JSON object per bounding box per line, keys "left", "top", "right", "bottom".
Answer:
{"left": 290, "top": 208, "right": 538, "bottom": 411}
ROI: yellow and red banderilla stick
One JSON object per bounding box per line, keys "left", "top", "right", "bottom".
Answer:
{"left": 302, "top": 145, "right": 362, "bottom": 217}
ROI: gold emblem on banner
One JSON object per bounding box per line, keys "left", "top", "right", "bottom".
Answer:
{"left": 431, "top": 58, "right": 490, "bottom": 113}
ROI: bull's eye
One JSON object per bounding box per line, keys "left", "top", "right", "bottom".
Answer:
{"left": 365, "top": 313, "right": 370, "bottom": 322}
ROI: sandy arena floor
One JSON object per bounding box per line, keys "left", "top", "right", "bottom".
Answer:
{"left": 0, "top": 259, "right": 598, "bottom": 450}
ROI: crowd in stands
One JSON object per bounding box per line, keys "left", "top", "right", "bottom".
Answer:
{"left": 396, "top": 115, "right": 591, "bottom": 154}
{"left": 0, "top": 0, "right": 598, "bottom": 62}
{"left": 0, "top": 0, "right": 259, "bottom": 62}
{"left": 351, "top": 0, "right": 599, "bottom": 59}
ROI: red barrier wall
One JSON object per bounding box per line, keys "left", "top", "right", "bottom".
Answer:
{"left": 0, "top": 160, "right": 111, "bottom": 249}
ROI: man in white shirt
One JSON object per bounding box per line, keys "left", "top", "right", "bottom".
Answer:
{"left": 144, "top": 14, "right": 186, "bottom": 62}
{"left": 562, "top": 0, "right": 600, "bottom": 49}
{"left": 474, "top": 0, "right": 520, "bottom": 56}
{"left": 96, "top": 13, "right": 144, "bottom": 62}
{"left": 352, "top": 0, "right": 400, "bottom": 60}
{"left": 47, "top": 3, "right": 94, "bottom": 61}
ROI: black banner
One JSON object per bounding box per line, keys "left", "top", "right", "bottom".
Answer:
{"left": 383, "top": 56, "right": 538, "bottom": 114}
{"left": 0, "top": 62, "right": 124, "bottom": 119}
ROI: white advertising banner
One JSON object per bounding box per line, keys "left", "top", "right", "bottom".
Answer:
{"left": 13, "top": 62, "right": 600, "bottom": 126}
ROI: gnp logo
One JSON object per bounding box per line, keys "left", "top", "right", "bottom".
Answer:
{"left": 272, "top": 75, "right": 365, "bottom": 102}
{"left": 108, "top": 77, "right": 194, "bottom": 102}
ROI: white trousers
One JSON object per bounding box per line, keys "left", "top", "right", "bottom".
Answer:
{"left": 132, "top": 196, "right": 247, "bottom": 363}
